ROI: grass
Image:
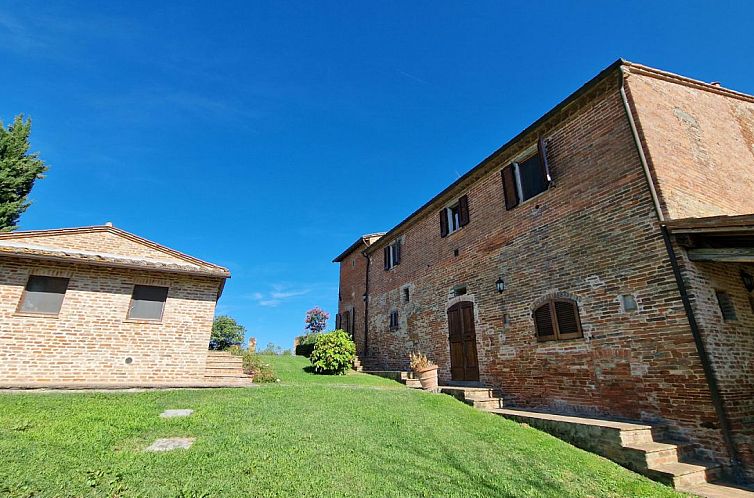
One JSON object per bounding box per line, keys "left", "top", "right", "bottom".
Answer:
{"left": 0, "top": 355, "right": 684, "bottom": 497}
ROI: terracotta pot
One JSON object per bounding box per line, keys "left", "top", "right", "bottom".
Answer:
{"left": 414, "top": 365, "right": 439, "bottom": 391}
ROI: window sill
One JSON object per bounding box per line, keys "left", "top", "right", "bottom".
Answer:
{"left": 13, "top": 312, "right": 60, "bottom": 319}
{"left": 124, "top": 319, "right": 164, "bottom": 325}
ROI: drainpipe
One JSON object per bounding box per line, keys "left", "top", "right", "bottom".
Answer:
{"left": 619, "top": 69, "right": 742, "bottom": 477}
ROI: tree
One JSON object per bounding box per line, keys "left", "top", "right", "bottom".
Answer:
{"left": 304, "top": 307, "right": 329, "bottom": 334}
{"left": 209, "top": 315, "right": 245, "bottom": 350}
{"left": 0, "top": 115, "right": 48, "bottom": 232}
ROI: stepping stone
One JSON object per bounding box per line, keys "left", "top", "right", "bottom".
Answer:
{"left": 145, "top": 437, "right": 195, "bottom": 452}
{"left": 160, "top": 409, "right": 194, "bottom": 418}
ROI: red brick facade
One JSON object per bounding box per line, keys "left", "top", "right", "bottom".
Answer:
{"left": 335, "top": 61, "right": 754, "bottom": 480}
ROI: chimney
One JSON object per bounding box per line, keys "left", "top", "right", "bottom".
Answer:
{"left": 105, "top": 221, "right": 113, "bottom": 227}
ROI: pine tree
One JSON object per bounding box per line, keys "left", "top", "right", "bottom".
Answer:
{"left": 0, "top": 115, "right": 48, "bottom": 231}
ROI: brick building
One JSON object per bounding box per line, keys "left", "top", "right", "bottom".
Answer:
{"left": 335, "top": 60, "right": 754, "bottom": 480}
{"left": 0, "top": 224, "right": 240, "bottom": 388}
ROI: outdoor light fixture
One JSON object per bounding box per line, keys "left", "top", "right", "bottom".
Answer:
{"left": 495, "top": 276, "right": 506, "bottom": 293}
{"left": 741, "top": 270, "right": 754, "bottom": 293}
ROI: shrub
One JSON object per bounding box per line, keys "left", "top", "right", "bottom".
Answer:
{"left": 309, "top": 330, "right": 356, "bottom": 375}
{"left": 209, "top": 315, "right": 245, "bottom": 350}
{"left": 229, "top": 348, "right": 278, "bottom": 383}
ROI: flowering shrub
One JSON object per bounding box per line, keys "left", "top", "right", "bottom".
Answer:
{"left": 309, "top": 330, "right": 355, "bottom": 375}
{"left": 304, "top": 307, "right": 330, "bottom": 334}
{"left": 229, "top": 346, "right": 278, "bottom": 383}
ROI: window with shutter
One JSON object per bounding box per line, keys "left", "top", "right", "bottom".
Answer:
{"left": 384, "top": 239, "right": 402, "bottom": 270}
{"left": 533, "top": 298, "right": 583, "bottom": 342}
{"left": 458, "top": 195, "right": 470, "bottom": 227}
{"left": 439, "top": 208, "right": 449, "bottom": 237}
{"left": 502, "top": 139, "right": 553, "bottom": 210}
{"left": 715, "top": 291, "right": 737, "bottom": 321}
{"left": 501, "top": 165, "right": 519, "bottom": 210}
{"left": 533, "top": 303, "right": 556, "bottom": 341}
{"left": 389, "top": 310, "right": 399, "bottom": 330}
{"left": 335, "top": 313, "right": 341, "bottom": 330}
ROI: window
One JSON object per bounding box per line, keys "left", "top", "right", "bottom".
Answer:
{"left": 439, "top": 195, "right": 470, "bottom": 237}
{"left": 389, "top": 310, "right": 399, "bottom": 330}
{"left": 501, "top": 137, "right": 552, "bottom": 210}
{"left": 452, "top": 285, "right": 467, "bottom": 297}
{"left": 403, "top": 287, "right": 410, "bottom": 303}
{"left": 715, "top": 291, "right": 737, "bottom": 321}
{"left": 749, "top": 294, "right": 754, "bottom": 315}
{"left": 17, "top": 275, "right": 69, "bottom": 315}
{"left": 127, "top": 285, "right": 168, "bottom": 321}
{"left": 383, "top": 239, "right": 402, "bottom": 270}
{"left": 340, "top": 309, "right": 352, "bottom": 334}
{"left": 533, "top": 298, "right": 583, "bottom": 342}
{"left": 620, "top": 294, "right": 638, "bottom": 312}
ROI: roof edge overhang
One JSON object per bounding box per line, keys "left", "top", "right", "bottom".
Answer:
{"left": 364, "top": 58, "right": 627, "bottom": 255}
{"left": 0, "top": 225, "right": 230, "bottom": 275}
{"left": 0, "top": 249, "right": 231, "bottom": 279}
{"left": 332, "top": 232, "right": 386, "bottom": 262}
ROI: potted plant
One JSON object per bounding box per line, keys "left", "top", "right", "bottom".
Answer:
{"left": 409, "top": 352, "right": 439, "bottom": 391}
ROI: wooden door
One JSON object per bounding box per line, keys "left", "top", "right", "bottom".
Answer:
{"left": 447, "top": 301, "right": 480, "bottom": 381}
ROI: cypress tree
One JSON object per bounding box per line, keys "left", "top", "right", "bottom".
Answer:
{"left": 0, "top": 115, "right": 48, "bottom": 231}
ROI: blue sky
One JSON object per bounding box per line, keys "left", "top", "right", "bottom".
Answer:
{"left": 2, "top": 1, "right": 753, "bottom": 348}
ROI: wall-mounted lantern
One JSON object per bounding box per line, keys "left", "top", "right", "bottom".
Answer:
{"left": 741, "top": 270, "right": 754, "bottom": 293}
{"left": 495, "top": 276, "right": 506, "bottom": 293}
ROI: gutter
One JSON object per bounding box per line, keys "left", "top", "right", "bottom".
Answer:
{"left": 619, "top": 69, "right": 742, "bottom": 477}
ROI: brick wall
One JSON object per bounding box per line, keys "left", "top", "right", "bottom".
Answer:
{"left": 338, "top": 247, "right": 367, "bottom": 355}
{"left": 361, "top": 77, "right": 729, "bottom": 466}
{"left": 626, "top": 69, "right": 754, "bottom": 219}
{"left": 0, "top": 257, "right": 222, "bottom": 386}
{"left": 682, "top": 258, "right": 754, "bottom": 479}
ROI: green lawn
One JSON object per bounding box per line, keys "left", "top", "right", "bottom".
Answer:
{"left": 0, "top": 355, "right": 683, "bottom": 497}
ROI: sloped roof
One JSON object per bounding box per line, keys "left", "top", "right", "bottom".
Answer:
{"left": 332, "top": 232, "right": 385, "bottom": 262}
{"left": 0, "top": 225, "right": 230, "bottom": 278}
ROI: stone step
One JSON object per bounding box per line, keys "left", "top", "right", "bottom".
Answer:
{"left": 646, "top": 461, "right": 722, "bottom": 489}
{"left": 206, "top": 358, "right": 243, "bottom": 366}
{"left": 404, "top": 378, "right": 422, "bottom": 389}
{"left": 439, "top": 386, "right": 499, "bottom": 401}
{"left": 622, "top": 441, "right": 694, "bottom": 468}
{"left": 685, "top": 481, "right": 754, "bottom": 498}
{"left": 204, "top": 367, "right": 246, "bottom": 377}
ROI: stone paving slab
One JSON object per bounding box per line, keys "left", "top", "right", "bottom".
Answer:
{"left": 160, "top": 409, "right": 194, "bottom": 418}
{"left": 145, "top": 438, "right": 195, "bottom": 452}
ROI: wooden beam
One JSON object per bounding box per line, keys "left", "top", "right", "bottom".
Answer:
{"left": 687, "top": 248, "right": 754, "bottom": 262}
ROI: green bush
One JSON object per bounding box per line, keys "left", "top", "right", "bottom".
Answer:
{"left": 229, "top": 347, "right": 278, "bottom": 383}
{"left": 309, "top": 330, "right": 355, "bottom": 375}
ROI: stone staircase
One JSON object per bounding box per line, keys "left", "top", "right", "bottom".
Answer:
{"left": 438, "top": 385, "right": 751, "bottom": 497}
{"left": 204, "top": 351, "right": 253, "bottom": 386}
{"left": 352, "top": 356, "right": 364, "bottom": 372}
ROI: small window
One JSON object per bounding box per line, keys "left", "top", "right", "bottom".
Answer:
{"left": 127, "top": 285, "right": 168, "bottom": 321}
{"left": 715, "top": 291, "right": 737, "bottom": 321}
{"left": 502, "top": 138, "right": 552, "bottom": 210}
{"left": 383, "top": 239, "right": 402, "bottom": 270}
{"left": 533, "top": 299, "right": 583, "bottom": 342}
{"left": 452, "top": 285, "right": 467, "bottom": 297}
{"left": 620, "top": 294, "right": 638, "bottom": 312}
{"left": 389, "top": 310, "right": 399, "bottom": 330}
{"left": 439, "top": 195, "right": 469, "bottom": 237}
{"left": 18, "top": 275, "right": 69, "bottom": 315}
{"left": 403, "top": 287, "right": 410, "bottom": 303}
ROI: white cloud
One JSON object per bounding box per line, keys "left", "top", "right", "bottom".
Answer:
{"left": 248, "top": 285, "right": 311, "bottom": 308}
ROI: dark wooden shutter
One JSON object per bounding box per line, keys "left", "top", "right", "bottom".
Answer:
{"left": 335, "top": 313, "right": 341, "bottom": 330}
{"left": 554, "top": 300, "right": 582, "bottom": 339}
{"left": 383, "top": 246, "right": 390, "bottom": 270}
{"left": 537, "top": 136, "right": 553, "bottom": 184}
{"left": 351, "top": 308, "right": 356, "bottom": 335}
{"left": 439, "top": 209, "right": 449, "bottom": 237}
{"left": 533, "top": 303, "right": 555, "bottom": 341}
{"left": 501, "top": 164, "right": 519, "bottom": 210}
{"left": 458, "top": 195, "right": 470, "bottom": 227}
{"left": 394, "top": 239, "right": 401, "bottom": 265}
